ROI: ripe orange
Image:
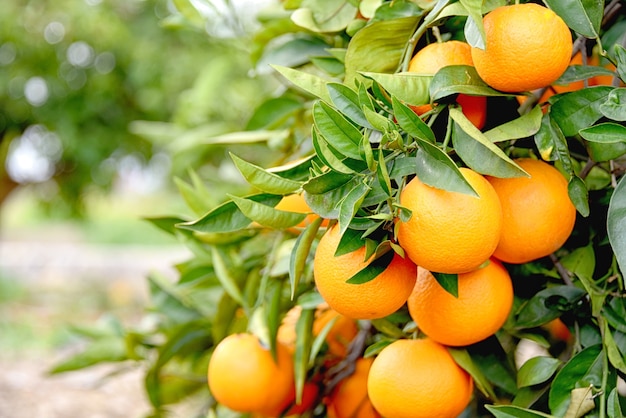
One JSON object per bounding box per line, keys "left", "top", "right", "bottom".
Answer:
{"left": 257, "top": 380, "right": 320, "bottom": 417}
{"left": 544, "top": 318, "right": 572, "bottom": 342}
{"left": 277, "top": 305, "right": 302, "bottom": 353}
{"left": 408, "top": 40, "right": 487, "bottom": 129}
{"left": 313, "top": 224, "right": 417, "bottom": 320}
{"left": 207, "top": 333, "right": 295, "bottom": 414}
{"left": 486, "top": 158, "right": 576, "bottom": 264}
{"left": 367, "top": 338, "right": 473, "bottom": 418}
{"left": 275, "top": 193, "right": 329, "bottom": 230}
{"left": 407, "top": 259, "right": 513, "bottom": 346}
{"left": 396, "top": 167, "right": 502, "bottom": 274}
{"left": 471, "top": 3, "right": 573, "bottom": 92}
{"left": 327, "top": 357, "right": 381, "bottom": 418}
{"left": 312, "top": 306, "right": 359, "bottom": 357}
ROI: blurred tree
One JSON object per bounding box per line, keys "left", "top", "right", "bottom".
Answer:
{"left": 0, "top": 0, "right": 272, "bottom": 215}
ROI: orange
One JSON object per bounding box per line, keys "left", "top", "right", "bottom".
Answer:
{"left": 407, "top": 259, "right": 513, "bottom": 346}
{"left": 312, "top": 306, "right": 359, "bottom": 357}
{"left": 207, "top": 333, "right": 295, "bottom": 414}
{"left": 275, "top": 193, "right": 329, "bottom": 230}
{"left": 277, "top": 305, "right": 302, "bottom": 353}
{"left": 471, "top": 3, "right": 573, "bottom": 92}
{"left": 408, "top": 40, "right": 487, "bottom": 129}
{"left": 486, "top": 158, "right": 576, "bottom": 264}
{"left": 327, "top": 357, "right": 381, "bottom": 418}
{"left": 257, "top": 381, "right": 320, "bottom": 417}
{"left": 544, "top": 318, "right": 572, "bottom": 342}
{"left": 396, "top": 167, "right": 502, "bottom": 274}
{"left": 367, "top": 338, "right": 473, "bottom": 418}
{"left": 313, "top": 224, "right": 417, "bottom": 319}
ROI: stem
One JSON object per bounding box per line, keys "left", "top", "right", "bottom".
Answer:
{"left": 441, "top": 113, "right": 453, "bottom": 151}
{"left": 599, "top": 316, "right": 609, "bottom": 418}
{"left": 550, "top": 253, "right": 574, "bottom": 286}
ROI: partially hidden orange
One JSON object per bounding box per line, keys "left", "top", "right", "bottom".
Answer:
{"left": 327, "top": 357, "right": 381, "bottom": 418}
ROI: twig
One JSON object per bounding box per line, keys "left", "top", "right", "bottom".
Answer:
{"left": 550, "top": 253, "right": 574, "bottom": 286}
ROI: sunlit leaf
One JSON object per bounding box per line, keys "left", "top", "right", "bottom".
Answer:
{"left": 338, "top": 181, "right": 371, "bottom": 236}
{"left": 312, "top": 128, "right": 356, "bottom": 174}
{"left": 579, "top": 122, "right": 626, "bottom": 143}
{"left": 485, "top": 404, "right": 554, "bottom": 418}
{"left": 313, "top": 101, "right": 363, "bottom": 160}
{"left": 543, "top": 0, "right": 602, "bottom": 39}
{"left": 484, "top": 105, "right": 543, "bottom": 143}
{"left": 230, "top": 194, "right": 307, "bottom": 230}
{"left": 272, "top": 65, "right": 332, "bottom": 103}
{"left": 430, "top": 65, "right": 507, "bottom": 101}
{"left": 517, "top": 356, "right": 561, "bottom": 388}
{"left": 550, "top": 86, "right": 612, "bottom": 137}
{"left": 448, "top": 348, "right": 498, "bottom": 400}
{"left": 291, "top": 0, "right": 358, "bottom": 33}
{"left": 360, "top": 72, "right": 431, "bottom": 106}
{"left": 289, "top": 217, "right": 323, "bottom": 299}
{"left": 392, "top": 96, "right": 436, "bottom": 143}
{"left": 230, "top": 153, "right": 303, "bottom": 195}
{"left": 327, "top": 82, "right": 373, "bottom": 129}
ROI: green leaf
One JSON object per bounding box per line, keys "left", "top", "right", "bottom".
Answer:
{"left": 49, "top": 337, "right": 127, "bottom": 374}
{"left": 485, "top": 405, "right": 555, "bottom": 418}
{"left": 289, "top": 217, "right": 323, "bottom": 299}
{"left": 338, "top": 181, "right": 371, "bottom": 236}
{"left": 460, "top": 0, "right": 486, "bottom": 49}
{"left": 430, "top": 65, "right": 508, "bottom": 101}
{"left": 272, "top": 64, "right": 331, "bottom": 103}
{"left": 579, "top": 122, "right": 626, "bottom": 143}
{"left": 178, "top": 193, "right": 282, "bottom": 233}
{"left": 312, "top": 127, "right": 356, "bottom": 174}
{"left": 450, "top": 108, "right": 528, "bottom": 178}
{"left": 392, "top": 96, "right": 436, "bottom": 143}
{"left": 603, "top": 298, "right": 626, "bottom": 333}
{"left": 604, "top": 321, "right": 626, "bottom": 375}
{"left": 291, "top": 0, "right": 358, "bottom": 33}
{"left": 543, "top": 0, "right": 602, "bottom": 39}
{"left": 517, "top": 356, "right": 561, "bottom": 388}
{"left": 484, "top": 105, "right": 543, "bottom": 143}
{"left": 515, "top": 286, "right": 586, "bottom": 329}
{"left": 608, "top": 175, "right": 626, "bottom": 276}
{"left": 230, "top": 194, "right": 307, "bottom": 230}
{"left": 294, "top": 308, "right": 315, "bottom": 404}
{"left": 305, "top": 177, "right": 360, "bottom": 219}
{"left": 313, "top": 101, "right": 363, "bottom": 160}
{"left": 550, "top": 86, "right": 612, "bottom": 137}
{"left": 211, "top": 247, "right": 245, "bottom": 306}
{"left": 230, "top": 153, "right": 303, "bottom": 195}
{"left": 554, "top": 64, "right": 616, "bottom": 86}
{"left": 600, "top": 88, "right": 626, "bottom": 121}
{"left": 327, "top": 82, "right": 373, "bottom": 129}
{"left": 303, "top": 170, "right": 353, "bottom": 195}
{"left": 346, "top": 249, "right": 394, "bottom": 284}
{"left": 344, "top": 16, "right": 420, "bottom": 85}
{"left": 246, "top": 97, "right": 303, "bottom": 130}
{"left": 607, "top": 388, "right": 624, "bottom": 418}
{"left": 360, "top": 72, "right": 431, "bottom": 106}
{"left": 568, "top": 175, "right": 590, "bottom": 217}
{"left": 414, "top": 139, "right": 478, "bottom": 196}
{"left": 548, "top": 344, "right": 603, "bottom": 417}
{"left": 362, "top": 106, "right": 395, "bottom": 132}
{"left": 377, "top": 149, "right": 392, "bottom": 197}
{"left": 448, "top": 347, "right": 498, "bottom": 400}
{"left": 432, "top": 272, "right": 458, "bottom": 298}
{"left": 615, "top": 45, "right": 626, "bottom": 82}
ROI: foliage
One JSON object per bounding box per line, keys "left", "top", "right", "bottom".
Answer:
{"left": 53, "top": 0, "right": 626, "bottom": 417}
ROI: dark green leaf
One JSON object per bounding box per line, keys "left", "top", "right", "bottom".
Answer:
{"left": 608, "top": 175, "right": 626, "bottom": 276}
{"left": 448, "top": 347, "right": 498, "bottom": 400}
{"left": 603, "top": 298, "right": 626, "bottom": 333}
{"left": 313, "top": 101, "right": 363, "bottom": 161}
{"left": 548, "top": 344, "right": 603, "bottom": 417}
{"left": 230, "top": 153, "right": 303, "bottom": 194}
{"left": 303, "top": 170, "right": 353, "bottom": 194}
{"left": 230, "top": 194, "right": 307, "bottom": 230}
{"left": 568, "top": 175, "right": 590, "bottom": 217}
{"left": 344, "top": 16, "right": 420, "bottom": 84}
{"left": 289, "top": 217, "right": 323, "bottom": 299}
{"left": 346, "top": 248, "right": 394, "bottom": 284}
{"left": 305, "top": 177, "right": 360, "bottom": 219}
{"left": 415, "top": 139, "right": 478, "bottom": 196}
{"left": 515, "top": 286, "right": 586, "bottom": 329}
{"left": 600, "top": 88, "right": 626, "bottom": 121}
{"left": 392, "top": 96, "right": 436, "bottom": 143}
{"left": 430, "top": 65, "right": 508, "bottom": 101}
{"left": 543, "top": 0, "right": 602, "bottom": 39}
{"left": 433, "top": 272, "right": 458, "bottom": 298}
{"left": 327, "top": 82, "right": 373, "bottom": 129}
{"left": 450, "top": 109, "right": 528, "bottom": 178}
{"left": 550, "top": 86, "right": 612, "bottom": 137}
{"left": 517, "top": 356, "right": 561, "bottom": 388}
{"left": 178, "top": 193, "right": 282, "bottom": 233}
{"left": 360, "top": 72, "right": 431, "bottom": 106}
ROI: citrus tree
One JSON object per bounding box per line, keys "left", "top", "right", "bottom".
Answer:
{"left": 53, "top": 0, "right": 626, "bottom": 417}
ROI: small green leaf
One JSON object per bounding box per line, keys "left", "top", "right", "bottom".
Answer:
{"left": 303, "top": 170, "right": 353, "bottom": 195}
{"left": 484, "top": 105, "right": 543, "bottom": 143}
{"left": 600, "top": 88, "right": 626, "bottom": 121}
{"left": 430, "top": 65, "right": 507, "bottom": 101}
{"left": 291, "top": 0, "right": 357, "bottom": 33}
{"left": 211, "top": 248, "right": 245, "bottom": 306}
{"left": 608, "top": 175, "right": 626, "bottom": 276}
{"left": 607, "top": 388, "right": 624, "bottom": 418}
{"left": 230, "top": 153, "right": 303, "bottom": 195}
{"left": 312, "top": 127, "right": 356, "bottom": 174}
{"left": 432, "top": 272, "right": 458, "bottom": 298}
{"left": 360, "top": 72, "right": 431, "bottom": 106}
{"left": 377, "top": 149, "right": 392, "bottom": 196}
{"left": 313, "top": 101, "right": 363, "bottom": 160}
{"left": 362, "top": 106, "right": 395, "bottom": 132}
{"left": 568, "top": 175, "right": 590, "bottom": 217}
{"left": 230, "top": 194, "right": 307, "bottom": 230}
{"left": 289, "top": 217, "right": 323, "bottom": 299}
{"left": 485, "top": 405, "right": 555, "bottom": 418}
{"left": 338, "top": 182, "right": 371, "bottom": 236}
{"left": 294, "top": 308, "right": 315, "bottom": 405}
{"left": 448, "top": 347, "right": 498, "bottom": 400}
{"left": 178, "top": 194, "right": 282, "bottom": 233}
{"left": 550, "top": 86, "right": 612, "bottom": 137}
{"left": 517, "top": 356, "right": 561, "bottom": 388}
{"left": 579, "top": 122, "right": 626, "bottom": 143}
{"left": 272, "top": 64, "right": 332, "bottom": 103}
{"left": 460, "top": 0, "right": 486, "bottom": 49}
{"left": 515, "top": 286, "right": 586, "bottom": 329}
{"left": 392, "top": 96, "right": 436, "bottom": 143}
{"left": 415, "top": 139, "right": 478, "bottom": 196}
{"left": 604, "top": 321, "right": 626, "bottom": 375}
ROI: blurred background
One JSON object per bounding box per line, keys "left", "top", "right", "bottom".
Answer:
{"left": 0, "top": 0, "right": 278, "bottom": 415}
